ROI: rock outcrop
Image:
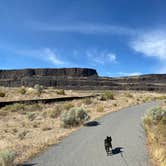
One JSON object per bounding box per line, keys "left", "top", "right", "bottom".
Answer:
{"left": 0, "top": 68, "right": 166, "bottom": 91}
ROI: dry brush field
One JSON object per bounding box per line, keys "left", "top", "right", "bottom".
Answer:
{"left": 0, "top": 86, "right": 165, "bottom": 165}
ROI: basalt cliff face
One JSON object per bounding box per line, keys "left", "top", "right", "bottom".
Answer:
{"left": 0, "top": 68, "right": 166, "bottom": 91}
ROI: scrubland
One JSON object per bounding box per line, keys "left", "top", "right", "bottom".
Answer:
{"left": 143, "top": 102, "right": 166, "bottom": 166}
{"left": 0, "top": 86, "right": 165, "bottom": 165}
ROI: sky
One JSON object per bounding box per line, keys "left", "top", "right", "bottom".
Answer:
{"left": 0, "top": 0, "right": 166, "bottom": 77}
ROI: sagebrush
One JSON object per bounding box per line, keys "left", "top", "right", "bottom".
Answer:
{"left": 60, "top": 107, "right": 90, "bottom": 128}
{"left": 0, "top": 149, "right": 16, "bottom": 166}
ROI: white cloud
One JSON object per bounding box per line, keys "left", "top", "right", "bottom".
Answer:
{"left": 128, "top": 72, "right": 142, "bottom": 76}
{"left": 30, "top": 21, "right": 135, "bottom": 36}
{"left": 86, "top": 50, "right": 117, "bottom": 65}
{"left": 131, "top": 30, "right": 166, "bottom": 60}
{"left": 107, "top": 53, "right": 117, "bottom": 63}
{"left": 17, "top": 48, "right": 65, "bottom": 65}
{"left": 42, "top": 48, "right": 64, "bottom": 65}
{"left": 115, "top": 72, "right": 142, "bottom": 76}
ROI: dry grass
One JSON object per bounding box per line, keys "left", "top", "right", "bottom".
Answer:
{"left": 143, "top": 106, "right": 166, "bottom": 166}
{"left": 0, "top": 87, "right": 92, "bottom": 102}
{"left": 0, "top": 89, "right": 165, "bottom": 165}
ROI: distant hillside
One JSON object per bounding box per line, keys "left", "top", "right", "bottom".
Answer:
{"left": 0, "top": 68, "right": 166, "bottom": 91}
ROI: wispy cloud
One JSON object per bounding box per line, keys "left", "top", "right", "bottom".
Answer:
{"left": 115, "top": 72, "right": 142, "bottom": 76}
{"left": 86, "top": 49, "right": 117, "bottom": 65}
{"left": 30, "top": 21, "right": 135, "bottom": 36}
{"left": 17, "top": 48, "right": 66, "bottom": 65}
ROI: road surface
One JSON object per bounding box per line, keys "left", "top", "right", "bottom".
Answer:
{"left": 25, "top": 101, "right": 159, "bottom": 166}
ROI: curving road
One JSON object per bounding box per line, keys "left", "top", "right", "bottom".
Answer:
{"left": 25, "top": 101, "right": 159, "bottom": 166}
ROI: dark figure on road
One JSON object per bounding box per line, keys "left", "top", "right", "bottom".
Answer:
{"left": 104, "top": 136, "right": 112, "bottom": 155}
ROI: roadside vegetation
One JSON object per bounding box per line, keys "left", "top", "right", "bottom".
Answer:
{"left": 143, "top": 106, "right": 166, "bottom": 166}
{"left": 0, "top": 149, "right": 16, "bottom": 166}
{"left": 0, "top": 89, "right": 165, "bottom": 165}
{"left": 100, "top": 91, "right": 114, "bottom": 100}
{"left": 0, "top": 86, "right": 79, "bottom": 102}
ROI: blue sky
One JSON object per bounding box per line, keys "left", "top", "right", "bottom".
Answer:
{"left": 0, "top": 0, "right": 166, "bottom": 77}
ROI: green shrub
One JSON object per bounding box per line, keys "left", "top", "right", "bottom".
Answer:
{"left": 100, "top": 91, "right": 114, "bottom": 100}
{"left": 124, "top": 92, "right": 133, "bottom": 98}
{"left": 60, "top": 107, "right": 90, "bottom": 128}
{"left": 63, "top": 102, "right": 74, "bottom": 110}
{"left": 34, "top": 84, "right": 44, "bottom": 96}
{"left": 18, "top": 87, "right": 26, "bottom": 95}
{"left": 1, "top": 103, "right": 41, "bottom": 114}
{"left": 155, "top": 96, "right": 166, "bottom": 100}
{"left": 0, "top": 91, "right": 5, "bottom": 97}
{"left": 144, "top": 107, "right": 166, "bottom": 125}
{"left": 142, "top": 97, "right": 150, "bottom": 102}
{"left": 0, "top": 149, "right": 16, "bottom": 166}
{"left": 56, "top": 89, "right": 65, "bottom": 95}
{"left": 1, "top": 103, "right": 25, "bottom": 113}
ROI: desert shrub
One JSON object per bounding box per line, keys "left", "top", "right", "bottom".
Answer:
{"left": 18, "top": 130, "right": 28, "bottom": 140}
{"left": 124, "top": 92, "right": 133, "bottom": 98}
{"left": 142, "top": 96, "right": 150, "bottom": 102}
{"left": 32, "top": 122, "right": 40, "bottom": 128}
{"left": 0, "top": 109, "right": 8, "bottom": 116}
{"left": 144, "top": 107, "right": 166, "bottom": 125}
{"left": 34, "top": 84, "right": 44, "bottom": 96}
{"left": 155, "top": 96, "right": 166, "bottom": 100}
{"left": 1, "top": 103, "right": 25, "bottom": 113}
{"left": 27, "top": 104, "right": 41, "bottom": 112}
{"left": 49, "top": 107, "right": 62, "bottom": 118}
{"left": 12, "top": 128, "right": 18, "bottom": 134}
{"left": 113, "top": 103, "right": 117, "bottom": 107}
{"left": 1, "top": 103, "right": 41, "bottom": 114}
{"left": 143, "top": 107, "right": 166, "bottom": 166}
{"left": 96, "top": 105, "right": 104, "bottom": 112}
{"left": 136, "top": 98, "right": 140, "bottom": 102}
{"left": 100, "top": 91, "right": 114, "bottom": 101}
{"left": 63, "top": 102, "right": 74, "bottom": 110}
{"left": 27, "top": 112, "right": 38, "bottom": 121}
{"left": 83, "top": 98, "right": 93, "bottom": 105}
{"left": 0, "top": 149, "right": 16, "bottom": 166}
{"left": 0, "top": 91, "right": 5, "bottom": 97}
{"left": 60, "top": 107, "right": 90, "bottom": 128}
{"left": 42, "top": 105, "right": 62, "bottom": 119}
{"left": 56, "top": 89, "right": 65, "bottom": 95}
{"left": 18, "top": 87, "right": 26, "bottom": 95}
{"left": 42, "top": 126, "right": 52, "bottom": 131}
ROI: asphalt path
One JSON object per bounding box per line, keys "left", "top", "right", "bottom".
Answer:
{"left": 25, "top": 101, "right": 160, "bottom": 166}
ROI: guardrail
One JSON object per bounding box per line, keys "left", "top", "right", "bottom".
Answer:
{"left": 0, "top": 95, "right": 98, "bottom": 108}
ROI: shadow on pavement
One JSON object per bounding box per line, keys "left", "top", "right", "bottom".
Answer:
{"left": 84, "top": 121, "right": 100, "bottom": 127}
{"left": 17, "top": 163, "right": 37, "bottom": 166}
{"left": 108, "top": 147, "right": 124, "bottom": 156}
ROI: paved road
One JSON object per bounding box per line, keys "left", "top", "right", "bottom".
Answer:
{"left": 26, "top": 101, "right": 159, "bottom": 166}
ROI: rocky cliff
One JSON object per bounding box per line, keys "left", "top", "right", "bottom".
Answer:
{"left": 0, "top": 68, "right": 166, "bottom": 91}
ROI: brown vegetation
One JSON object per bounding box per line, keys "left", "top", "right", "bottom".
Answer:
{"left": 0, "top": 88, "right": 165, "bottom": 165}
{"left": 143, "top": 106, "right": 166, "bottom": 166}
